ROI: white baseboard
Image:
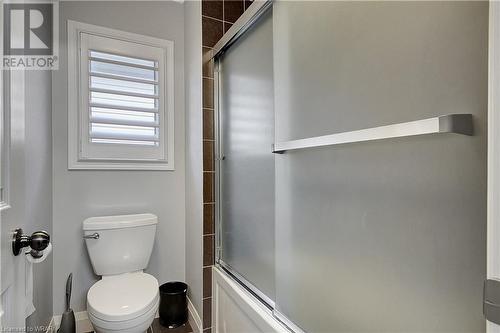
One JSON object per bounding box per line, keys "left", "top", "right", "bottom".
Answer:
{"left": 50, "top": 311, "right": 92, "bottom": 333}
{"left": 188, "top": 297, "right": 202, "bottom": 333}
{"left": 47, "top": 316, "right": 56, "bottom": 333}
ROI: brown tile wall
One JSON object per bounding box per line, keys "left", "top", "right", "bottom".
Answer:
{"left": 201, "top": 0, "right": 252, "bottom": 331}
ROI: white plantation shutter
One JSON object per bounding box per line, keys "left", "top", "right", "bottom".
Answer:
{"left": 88, "top": 51, "right": 160, "bottom": 146}
{"left": 68, "top": 25, "right": 174, "bottom": 170}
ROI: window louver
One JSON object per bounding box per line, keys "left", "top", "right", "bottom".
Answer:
{"left": 88, "top": 51, "right": 160, "bottom": 146}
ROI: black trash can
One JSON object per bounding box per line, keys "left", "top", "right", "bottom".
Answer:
{"left": 159, "top": 282, "right": 188, "bottom": 328}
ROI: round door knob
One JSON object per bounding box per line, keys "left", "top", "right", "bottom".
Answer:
{"left": 12, "top": 229, "right": 51, "bottom": 256}
{"left": 30, "top": 231, "right": 50, "bottom": 251}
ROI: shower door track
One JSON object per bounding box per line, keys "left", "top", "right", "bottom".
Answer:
{"left": 212, "top": 0, "right": 273, "bottom": 58}
{"left": 218, "top": 260, "right": 275, "bottom": 309}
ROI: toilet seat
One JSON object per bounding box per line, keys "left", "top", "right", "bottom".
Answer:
{"left": 87, "top": 272, "right": 159, "bottom": 322}
{"left": 88, "top": 297, "right": 158, "bottom": 332}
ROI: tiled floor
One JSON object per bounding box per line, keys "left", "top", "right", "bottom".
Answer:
{"left": 151, "top": 318, "right": 193, "bottom": 333}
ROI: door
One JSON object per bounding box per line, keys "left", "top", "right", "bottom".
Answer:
{"left": 0, "top": 2, "right": 26, "bottom": 322}
{"left": 0, "top": 69, "right": 29, "bottom": 329}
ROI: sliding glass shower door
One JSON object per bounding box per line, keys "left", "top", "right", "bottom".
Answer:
{"left": 216, "top": 1, "right": 487, "bottom": 332}
{"left": 217, "top": 8, "right": 275, "bottom": 303}
{"left": 273, "top": 1, "right": 486, "bottom": 332}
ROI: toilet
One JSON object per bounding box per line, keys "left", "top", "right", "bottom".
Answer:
{"left": 83, "top": 213, "right": 159, "bottom": 333}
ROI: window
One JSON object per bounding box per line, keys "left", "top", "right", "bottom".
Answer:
{"left": 68, "top": 21, "right": 174, "bottom": 170}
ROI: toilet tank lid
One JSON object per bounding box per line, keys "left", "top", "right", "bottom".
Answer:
{"left": 83, "top": 213, "right": 158, "bottom": 231}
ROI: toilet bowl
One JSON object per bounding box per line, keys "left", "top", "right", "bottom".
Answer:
{"left": 87, "top": 272, "right": 159, "bottom": 333}
{"left": 83, "top": 214, "right": 159, "bottom": 333}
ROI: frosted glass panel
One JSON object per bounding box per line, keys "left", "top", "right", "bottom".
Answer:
{"left": 274, "top": 1, "right": 487, "bottom": 332}
{"left": 219, "top": 9, "right": 275, "bottom": 301}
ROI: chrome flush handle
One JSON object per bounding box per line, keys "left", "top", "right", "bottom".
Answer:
{"left": 83, "top": 232, "right": 99, "bottom": 240}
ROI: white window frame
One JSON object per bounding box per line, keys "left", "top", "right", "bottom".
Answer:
{"left": 67, "top": 20, "right": 175, "bottom": 170}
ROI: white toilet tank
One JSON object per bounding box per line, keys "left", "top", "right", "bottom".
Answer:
{"left": 83, "top": 213, "right": 158, "bottom": 276}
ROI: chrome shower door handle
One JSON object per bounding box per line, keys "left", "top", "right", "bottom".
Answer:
{"left": 83, "top": 233, "right": 99, "bottom": 240}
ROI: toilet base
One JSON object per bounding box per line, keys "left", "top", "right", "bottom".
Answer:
{"left": 93, "top": 324, "right": 153, "bottom": 333}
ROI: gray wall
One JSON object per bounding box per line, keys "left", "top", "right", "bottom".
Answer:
{"left": 52, "top": 1, "right": 185, "bottom": 314}
{"left": 184, "top": 0, "right": 204, "bottom": 316}
{"left": 25, "top": 71, "right": 53, "bottom": 330}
